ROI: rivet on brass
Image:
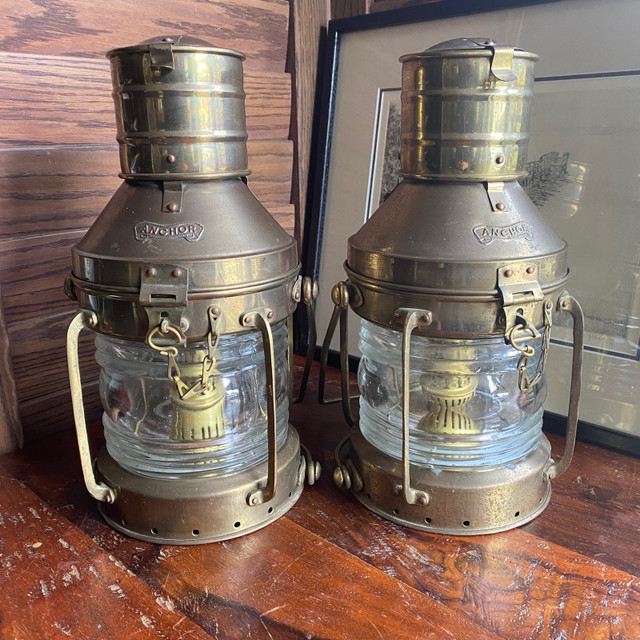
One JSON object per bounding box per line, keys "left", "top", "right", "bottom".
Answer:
{"left": 267, "top": 311, "right": 274, "bottom": 319}
{"left": 167, "top": 202, "right": 179, "bottom": 212}
{"left": 496, "top": 156, "right": 505, "bottom": 165}
{"left": 171, "top": 269, "right": 182, "bottom": 278}
{"left": 166, "top": 155, "right": 176, "bottom": 163}
{"left": 146, "top": 268, "right": 157, "bottom": 277}
{"left": 496, "top": 202, "right": 506, "bottom": 211}
{"left": 526, "top": 266, "right": 535, "bottom": 274}
{"left": 505, "top": 269, "right": 514, "bottom": 278}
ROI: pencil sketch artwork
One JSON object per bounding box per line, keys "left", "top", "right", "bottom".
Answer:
{"left": 519, "top": 151, "right": 572, "bottom": 206}
{"left": 379, "top": 102, "right": 402, "bottom": 205}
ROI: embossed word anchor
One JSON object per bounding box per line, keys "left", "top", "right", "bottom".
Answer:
{"left": 473, "top": 222, "right": 534, "bottom": 245}
{"left": 134, "top": 221, "right": 205, "bottom": 243}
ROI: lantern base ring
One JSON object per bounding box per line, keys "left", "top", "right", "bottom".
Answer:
{"left": 347, "top": 426, "right": 553, "bottom": 535}
{"left": 95, "top": 425, "right": 303, "bottom": 544}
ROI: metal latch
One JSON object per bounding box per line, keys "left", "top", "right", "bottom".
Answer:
{"left": 149, "top": 41, "right": 175, "bottom": 72}
{"left": 469, "top": 40, "right": 517, "bottom": 83}
{"left": 140, "top": 263, "right": 189, "bottom": 333}
{"left": 498, "top": 263, "right": 544, "bottom": 333}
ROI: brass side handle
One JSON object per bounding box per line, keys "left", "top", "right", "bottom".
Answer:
{"left": 546, "top": 292, "right": 584, "bottom": 480}
{"left": 318, "top": 281, "right": 357, "bottom": 427}
{"left": 244, "top": 310, "right": 278, "bottom": 506}
{"left": 396, "top": 308, "right": 433, "bottom": 507}
{"left": 66, "top": 311, "right": 116, "bottom": 504}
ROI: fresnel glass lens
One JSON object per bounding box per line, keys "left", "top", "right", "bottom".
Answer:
{"left": 323, "top": 38, "right": 584, "bottom": 534}
{"left": 65, "top": 36, "right": 316, "bottom": 544}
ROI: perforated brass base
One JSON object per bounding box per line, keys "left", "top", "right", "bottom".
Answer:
{"left": 96, "top": 426, "right": 304, "bottom": 544}
{"left": 348, "top": 426, "right": 552, "bottom": 535}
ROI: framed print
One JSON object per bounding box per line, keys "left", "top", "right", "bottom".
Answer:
{"left": 303, "top": 0, "right": 640, "bottom": 453}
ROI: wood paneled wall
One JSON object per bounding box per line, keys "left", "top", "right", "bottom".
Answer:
{"left": 0, "top": 0, "right": 295, "bottom": 449}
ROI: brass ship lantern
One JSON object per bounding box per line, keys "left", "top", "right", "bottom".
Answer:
{"left": 324, "top": 39, "right": 584, "bottom": 534}
{"left": 65, "top": 36, "right": 316, "bottom": 544}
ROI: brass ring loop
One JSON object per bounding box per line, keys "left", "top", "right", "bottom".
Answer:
{"left": 147, "top": 323, "right": 184, "bottom": 352}
{"left": 506, "top": 323, "right": 537, "bottom": 354}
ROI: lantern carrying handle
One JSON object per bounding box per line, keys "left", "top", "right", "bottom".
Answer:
{"left": 318, "top": 281, "right": 358, "bottom": 427}
{"left": 243, "top": 309, "right": 278, "bottom": 506}
{"left": 293, "top": 277, "right": 319, "bottom": 404}
{"left": 66, "top": 311, "right": 117, "bottom": 504}
{"left": 397, "top": 308, "right": 433, "bottom": 507}
{"left": 545, "top": 292, "right": 584, "bottom": 480}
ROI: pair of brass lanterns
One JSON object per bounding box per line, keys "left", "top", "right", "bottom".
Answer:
{"left": 66, "top": 35, "right": 583, "bottom": 543}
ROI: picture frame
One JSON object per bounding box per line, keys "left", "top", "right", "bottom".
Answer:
{"left": 302, "top": 0, "right": 640, "bottom": 455}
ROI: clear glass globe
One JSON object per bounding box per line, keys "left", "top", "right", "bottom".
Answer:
{"left": 357, "top": 319, "right": 546, "bottom": 470}
{"left": 95, "top": 321, "right": 289, "bottom": 478}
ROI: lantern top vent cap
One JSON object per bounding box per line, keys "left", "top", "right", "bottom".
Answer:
{"left": 399, "top": 37, "right": 538, "bottom": 62}
{"left": 107, "top": 35, "right": 246, "bottom": 60}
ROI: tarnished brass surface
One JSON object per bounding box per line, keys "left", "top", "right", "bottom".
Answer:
{"left": 399, "top": 38, "right": 538, "bottom": 181}
{"left": 108, "top": 36, "right": 249, "bottom": 179}
{"left": 348, "top": 426, "right": 552, "bottom": 535}
{"left": 97, "top": 425, "right": 304, "bottom": 544}
{"left": 346, "top": 180, "right": 568, "bottom": 336}
{"left": 70, "top": 179, "right": 300, "bottom": 339}
{"left": 319, "top": 37, "right": 584, "bottom": 537}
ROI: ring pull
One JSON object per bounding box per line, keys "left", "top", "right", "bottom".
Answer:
{"left": 66, "top": 311, "right": 116, "bottom": 504}
{"left": 506, "top": 303, "right": 553, "bottom": 391}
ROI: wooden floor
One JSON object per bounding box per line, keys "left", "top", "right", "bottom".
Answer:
{"left": 0, "top": 358, "right": 639, "bottom": 639}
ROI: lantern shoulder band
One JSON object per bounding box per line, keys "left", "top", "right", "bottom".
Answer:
{"left": 322, "top": 38, "right": 584, "bottom": 535}
{"left": 65, "top": 36, "right": 317, "bottom": 544}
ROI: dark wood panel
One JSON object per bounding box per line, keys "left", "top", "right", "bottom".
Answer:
{"left": 0, "top": 231, "right": 81, "bottom": 324}
{"left": 19, "top": 381, "right": 102, "bottom": 445}
{"left": 247, "top": 139, "right": 293, "bottom": 208}
{"left": 0, "top": 0, "right": 289, "bottom": 72}
{"left": 0, "top": 53, "right": 291, "bottom": 147}
{"left": 8, "top": 310, "right": 98, "bottom": 403}
{"left": 267, "top": 205, "right": 296, "bottom": 236}
{"left": 292, "top": 0, "right": 326, "bottom": 240}
{"left": 0, "top": 465, "right": 212, "bottom": 639}
{"left": 0, "top": 285, "right": 22, "bottom": 453}
{"left": 0, "top": 141, "right": 293, "bottom": 239}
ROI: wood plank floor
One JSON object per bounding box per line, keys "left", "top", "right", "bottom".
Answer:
{"left": 0, "top": 357, "right": 638, "bottom": 639}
